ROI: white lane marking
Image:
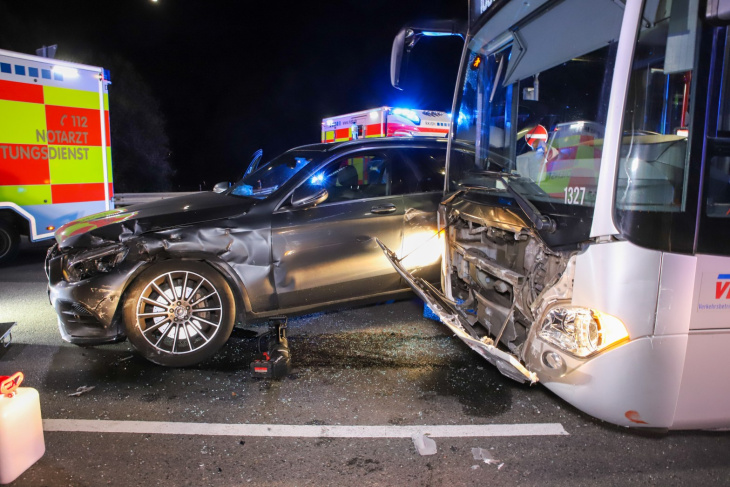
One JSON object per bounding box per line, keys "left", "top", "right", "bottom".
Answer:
{"left": 43, "top": 420, "right": 568, "bottom": 437}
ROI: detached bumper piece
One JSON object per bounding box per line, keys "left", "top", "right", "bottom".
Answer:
{"left": 0, "top": 322, "right": 16, "bottom": 358}
{"left": 376, "top": 238, "right": 537, "bottom": 384}
{"left": 251, "top": 317, "right": 291, "bottom": 379}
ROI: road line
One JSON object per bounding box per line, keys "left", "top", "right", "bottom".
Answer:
{"left": 43, "top": 419, "right": 568, "bottom": 437}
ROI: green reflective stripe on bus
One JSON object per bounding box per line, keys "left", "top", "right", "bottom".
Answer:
{"left": 103, "top": 93, "right": 109, "bottom": 111}
{"left": 0, "top": 100, "right": 46, "bottom": 144}
{"left": 43, "top": 86, "right": 100, "bottom": 110}
{"left": 0, "top": 185, "right": 51, "bottom": 205}
{"left": 49, "top": 146, "right": 105, "bottom": 184}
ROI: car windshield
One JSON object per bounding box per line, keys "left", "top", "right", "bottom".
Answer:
{"left": 449, "top": 0, "right": 623, "bottom": 225}
{"left": 229, "top": 151, "right": 315, "bottom": 200}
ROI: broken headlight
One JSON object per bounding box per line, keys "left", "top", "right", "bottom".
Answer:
{"left": 63, "top": 244, "right": 129, "bottom": 282}
{"left": 538, "top": 306, "right": 629, "bottom": 358}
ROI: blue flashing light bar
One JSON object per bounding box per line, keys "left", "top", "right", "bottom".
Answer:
{"left": 421, "top": 31, "right": 454, "bottom": 37}
{"left": 392, "top": 108, "right": 421, "bottom": 125}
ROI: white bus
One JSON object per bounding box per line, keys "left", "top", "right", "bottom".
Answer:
{"left": 382, "top": 0, "right": 730, "bottom": 429}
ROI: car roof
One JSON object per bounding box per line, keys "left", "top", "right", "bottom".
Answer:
{"left": 288, "top": 136, "right": 469, "bottom": 154}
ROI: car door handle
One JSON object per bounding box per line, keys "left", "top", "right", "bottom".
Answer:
{"left": 370, "top": 204, "right": 397, "bottom": 214}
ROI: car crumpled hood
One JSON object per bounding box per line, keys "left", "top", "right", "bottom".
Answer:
{"left": 55, "top": 191, "right": 255, "bottom": 249}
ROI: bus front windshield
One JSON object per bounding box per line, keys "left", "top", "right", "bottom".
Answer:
{"left": 450, "top": 0, "right": 623, "bottom": 231}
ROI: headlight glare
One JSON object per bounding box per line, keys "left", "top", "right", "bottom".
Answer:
{"left": 538, "top": 306, "right": 629, "bottom": 358}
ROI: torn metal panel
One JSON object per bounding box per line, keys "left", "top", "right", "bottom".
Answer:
{"left": 376, "top": 238, "right": 538, "bottom": 384}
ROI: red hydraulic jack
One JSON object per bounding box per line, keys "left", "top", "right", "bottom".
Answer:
{"left": 250, "top": 316, "right": 291, "bottom": 379}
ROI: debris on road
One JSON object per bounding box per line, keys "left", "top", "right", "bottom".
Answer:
{"left": 472, "top": 447, "right": 503, "bottom": 469}
{"left": 68, "top": 385, "right": 96, "bottom": 397}
{"left": 0, "top": 322, "right": 16, "bottom": 354}
{"left": 412, "top": 433, "right": 437, "bottom": 456}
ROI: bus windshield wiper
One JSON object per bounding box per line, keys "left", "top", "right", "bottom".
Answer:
{"left": 463, "top": 171, "right": 557, "bottom": 233}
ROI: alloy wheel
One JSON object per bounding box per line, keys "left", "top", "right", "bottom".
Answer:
{"left": 135, "top": 270, "right": 224, "bottom": 355}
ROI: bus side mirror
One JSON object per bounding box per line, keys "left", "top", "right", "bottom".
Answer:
{"left": 706, "top": 0, "right": 730, "bottom": 24}
{"left": 390, "top": 19, "right": 466, "bottom": 90}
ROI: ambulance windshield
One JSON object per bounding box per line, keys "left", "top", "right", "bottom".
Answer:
{"left": 230, "top": 152, "right": 313, "bottom": 199}
{"left": 449, "top": 0, "right": 623, "bottom": 219}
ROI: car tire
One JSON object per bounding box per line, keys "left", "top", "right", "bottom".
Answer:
{"left": 0, "top": 220, "right": 20, "bottom": 266}
{"left": 123, "top": 260, "right": 235, "bottom": 366}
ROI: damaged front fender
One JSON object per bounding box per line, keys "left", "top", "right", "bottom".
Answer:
{"left": 376, "top": 238, "right": 538, "bottom": 384}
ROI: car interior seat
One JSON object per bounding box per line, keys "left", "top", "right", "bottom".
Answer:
{"left": 334, "top": 164, "right": 360, "bottom": 200}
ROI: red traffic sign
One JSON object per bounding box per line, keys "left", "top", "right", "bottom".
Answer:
{"left": 525, "top": 124, "right": 548, "bottom": 150}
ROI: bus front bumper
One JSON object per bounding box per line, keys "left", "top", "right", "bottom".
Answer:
{"left": 535, "top": 335, "right": 687, "bottom": 429}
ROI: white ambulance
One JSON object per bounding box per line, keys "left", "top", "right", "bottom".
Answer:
{"left": 321, "top": 107, "right": 449, "bottom": 143}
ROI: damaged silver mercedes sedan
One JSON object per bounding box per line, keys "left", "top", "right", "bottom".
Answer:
{"left": 46, "top": 137, "right": 471, "bottom": 366}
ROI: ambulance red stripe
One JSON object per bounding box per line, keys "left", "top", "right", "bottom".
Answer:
{"left": 52, "top": 183, "right": 108, "bottom": 204}
{"left": 45, "top": 105, "right": 102, "bottom": 146}
{"left": 0, "top": 144, "right": 50, "bottom": 185}
{"left": 365, "top": 123, "right": 383, "bottom": 136}
{"left": 104, "top": 111, "right": 111, "bottom": 147}
{"left": 0, "top": 79, "right": 44, "bottom": 104}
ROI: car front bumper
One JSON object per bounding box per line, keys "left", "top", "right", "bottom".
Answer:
{"left": 46, "top": 246, "right": 138, "bottom": 345}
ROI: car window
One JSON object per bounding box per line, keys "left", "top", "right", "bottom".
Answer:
{"left": 229, "top": 151, "right": 315, "bottom": 200}
{"left": 309, "top": 151, "right": 394, "bottom": 204}
{"left": 392, "top": 148, "right": 447, "bottom": 194}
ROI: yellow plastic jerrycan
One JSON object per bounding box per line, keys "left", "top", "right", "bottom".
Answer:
{"left": 0, "top": 372, "right": 45, "bottom": 484}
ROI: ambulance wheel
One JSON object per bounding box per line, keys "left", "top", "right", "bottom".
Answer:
{"left": 123, "top": 260, "right": 235, "bottom": 367}
{"left": 0, "top": 220, "right": 20, "bottom": 266}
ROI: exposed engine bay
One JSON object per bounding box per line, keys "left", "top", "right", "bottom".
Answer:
{"left": 379, "top": 194, "right": 582, "bottom": 385}
{"left": 441, "top": 195, "right": 578, "bottom": 380}
{"left": 445, "top": 199, "right": 569, "bottom": 355}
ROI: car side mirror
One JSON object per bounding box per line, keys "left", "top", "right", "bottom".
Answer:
{"left": 212, "top": 182, "right": 230, "bottom": 193}
{"left": 291, "top": 185, "right": 328, "bottom": 208}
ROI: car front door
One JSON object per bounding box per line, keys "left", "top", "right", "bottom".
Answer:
{"left": 271, "top": 149, "right": 405, "bottom": 310}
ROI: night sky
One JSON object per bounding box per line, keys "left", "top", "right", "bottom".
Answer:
{"left": 0, "top": 0, "right": 465, "bottom": 190}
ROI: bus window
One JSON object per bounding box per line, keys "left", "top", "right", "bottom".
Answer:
{"left": 697, "top": 28, "right": 730, "bottom": 256}
{"left": 705, "top": 152, "right": 730, "bottom": 218}
{"left": 705, "top": 31, "right": 730, "bottom": 219}
{"left": 616, "top": 24, "right": 691, "bottom": 212}
{"left": 614, "top": 0, "right": 701, "bottom": 254}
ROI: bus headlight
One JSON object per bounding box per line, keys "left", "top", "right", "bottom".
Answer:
{"left": 538, "top": 306, "right": 629, "bottom": 358}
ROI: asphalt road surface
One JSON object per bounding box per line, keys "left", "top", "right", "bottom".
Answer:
{"left": 1, "top": 240, "right": 729, "bottom": 486}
